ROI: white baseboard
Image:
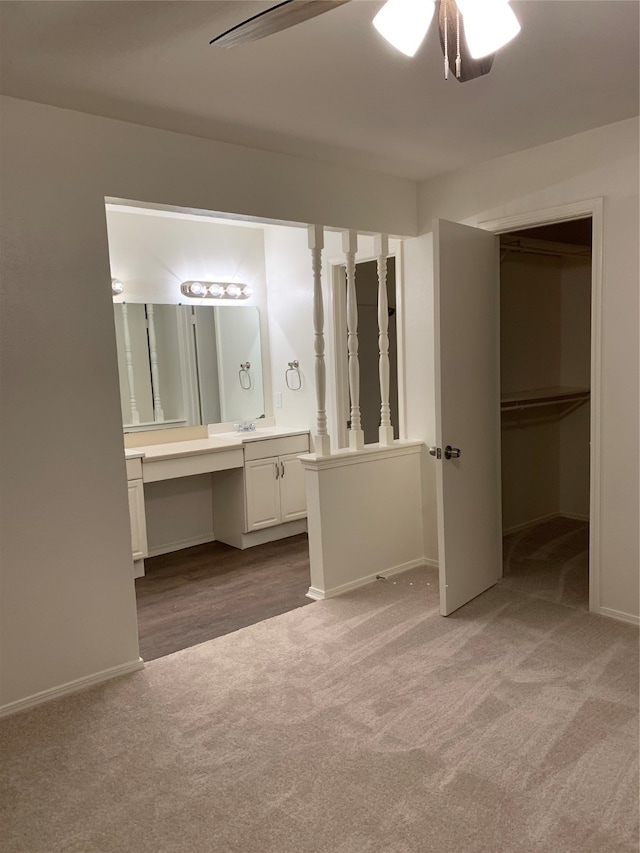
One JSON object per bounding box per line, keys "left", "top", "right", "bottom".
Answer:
{"left": 307, "top": 558, "right": 429, "bottom": 601}
{"left": 598, "top": 607, "right": 640, "bottom": 626}
{"left": 503, "top": 512, "right": 588, "bottom": 536}
{"left": 147, "top": 534, "right": 214, "bottom": 558}
{"left": 0, "top": 658, "right": 144, "bottom": 719}
{"left": 217, "top": 519, "right": 308, "bottom": 551}
{"left": 502, "top": 513, "right": 560, "bottom": 536}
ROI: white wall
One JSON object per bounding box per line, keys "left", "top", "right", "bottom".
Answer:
{"left": 304, "top": 447, "right": 425, "bottom": 597}
{"left": 415, "top": 117, "right": 639, "bottom": 619}
{"left": 0, "top": 96, "right": 415, "bottom": 710}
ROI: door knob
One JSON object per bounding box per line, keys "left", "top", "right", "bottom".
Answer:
{"left": 429, "top": 447, "right": 441, "bottom": 459}
{"left": 444, "top": 445, "right": 461, "bottom": 460}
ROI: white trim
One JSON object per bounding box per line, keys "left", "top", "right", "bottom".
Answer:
{"left": 502, "top": 512, "right": 590, "bottom": 536}
{"left": 0, "top": 659, "right": 144, "bottom": 719}
{"left": 598, "top": 607, "right": 640, "bottom": 626}
{"left": 479, "top": 198, "right": 603, "bottom": 617}
{"left": 306, "top": 558, "right": 428, "bottom": 600}
{"left": 562, "top": 512, "right": 590, "bottom": 523}
{"left": 502, "top": 513, "right": 563, "bottom": 536}
{"left": 300, "top": 440, "right": 423, "bottom": 471}
{"left": 147, "top": 534, "right": 214, "bottom": 558}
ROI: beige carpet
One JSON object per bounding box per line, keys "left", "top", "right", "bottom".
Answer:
{"left": 502, "top": 516, "right": 590, "bottom": 610}
{"left": 1, "top": 565, "right": 638, "bottom": 853}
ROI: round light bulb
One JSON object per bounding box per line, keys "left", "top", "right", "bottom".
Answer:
{"left": 189, "top": 281, "right": 205, "bottom": 296}
{"left": 208, "top": 283, "right": 225, "bottom": 297}
{"left": 241, "top": 285, "right": 253, "bottom": 298}
{"left": 111, "top": 279, "right": 124, "bottom": 295}
{"left": 225, "top": 284, "right": 241, "bottom": 298}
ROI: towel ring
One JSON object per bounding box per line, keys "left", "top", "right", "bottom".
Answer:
{"left": 239, "top": 362, "right": 252, "bottom": 390}
{"left": 285, "top": 360, "right": 302, "bottom": 391}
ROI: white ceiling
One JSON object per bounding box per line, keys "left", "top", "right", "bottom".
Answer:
{"left": 1, "top": 1, "right": 638, "bottom": 181}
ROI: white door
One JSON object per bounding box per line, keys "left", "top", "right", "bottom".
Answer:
{"left": 245, "top": 458, "right": 281, "bottom": 531}
{"left": 434, "top": 219, "right": 502, "bottom": 615}
{"left": 279, "top": 454, "right": 307, "bottom": 522}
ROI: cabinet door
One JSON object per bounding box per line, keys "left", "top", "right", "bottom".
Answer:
{"left": 279, "top": 453, "right": 307, "bottom": 522}
{"left": 127, "top": 479, "right": 148, "bottom": 560}
{"left": 245, "top": 457, "right": 281, "bottom": 531}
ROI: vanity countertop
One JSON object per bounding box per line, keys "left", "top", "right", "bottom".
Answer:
{"left": 124, "top": 449, "right": 145, "bottom": 460}
{"left": 208, "top": 427, "right": 310, "bottom": 443}
{"left": 133, "top": 428, "right": 310, "bottom": 463}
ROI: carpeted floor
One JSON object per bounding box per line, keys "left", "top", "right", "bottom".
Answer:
{"left": 1, "top": 559, "right": 637, "bottom": 852}
{"left": 501, "top": 515, "right": 590, "bottom": 609}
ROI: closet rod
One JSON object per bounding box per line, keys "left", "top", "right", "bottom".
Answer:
{"left": 500, "top": 241, "right": 591, "bottom": 262}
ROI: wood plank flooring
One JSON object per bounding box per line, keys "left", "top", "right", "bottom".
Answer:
{"left": 135, "top": 534, "right": 312, "bottom": 661}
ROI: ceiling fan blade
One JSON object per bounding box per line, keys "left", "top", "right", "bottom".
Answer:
{"left": 438, "top": 0, "right": 494, "bottom": 82}
{"left": 210, "top": 0, "right": 351, "bottom": 48}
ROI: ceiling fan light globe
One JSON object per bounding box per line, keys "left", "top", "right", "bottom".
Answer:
{"left": 457, "top": 0, "right": 521, "bottom": 59}
{"left": 373, "top": 0, "right": 435, "bottom": 58}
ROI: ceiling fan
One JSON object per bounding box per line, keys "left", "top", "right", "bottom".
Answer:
{"left": 209, "top": 0, "right": 521, "bottom": 83}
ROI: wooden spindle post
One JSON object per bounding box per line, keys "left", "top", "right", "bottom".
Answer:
{"left": 375, "top": 234, "right": 394, "bottom": 445}
{"left": 343, "top": 230, "right": 364, "bottom": 450}
{"left": 121, "top": 303, "right": 140, "bottom": 425}
{"left": 308, "top": 224, "right": 331, "bottom": 456}
{"left": 146, "top": 304, "right": 165, "bottom": 422}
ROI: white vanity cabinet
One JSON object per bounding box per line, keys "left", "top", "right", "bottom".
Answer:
{"left": 245, "top": 450, "right": 308, "bottom": 531}
{"left": 213, "top": 431, "right": 310, "bottom": 548}
{"left": 126, "top": 454, "right": 148, "bottom": 578}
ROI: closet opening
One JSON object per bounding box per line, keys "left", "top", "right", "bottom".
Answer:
{"left": 498, "top": 218, "right": 592, "bottom": 610}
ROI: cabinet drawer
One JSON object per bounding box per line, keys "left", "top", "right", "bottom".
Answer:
{"left": 244, "top": 433, "right": 309, "bottom": 462}
{"left": 126, "top": 456, "right": 143, "bottom": 481}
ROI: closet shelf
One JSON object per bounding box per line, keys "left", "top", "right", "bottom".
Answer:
{"left": 501, "top": 386, "right": 590, "bottom": 412}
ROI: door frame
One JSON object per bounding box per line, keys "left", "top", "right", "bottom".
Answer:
{"left": 479, "top": 198, "right": 603, "bottom": 615}
{"left": 328, "top": 242, "right": 407, "bottom": 448}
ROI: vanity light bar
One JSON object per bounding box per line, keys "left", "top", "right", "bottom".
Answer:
{"left": 180, "top": 281, "right": 253, "bottom": 300}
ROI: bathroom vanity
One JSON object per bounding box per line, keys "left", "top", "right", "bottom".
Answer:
{"left": 125, "top": 428, "right": 310, "bottom": 575}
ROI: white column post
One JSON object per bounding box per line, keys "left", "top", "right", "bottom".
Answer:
{"left": 375, "top": 234, "right": 394, "bottom": 445}
{"left": 146, "top": 304, "right": 165, "bottom": 422}
{"left": 343, "top": 230, "right": 364, "bottom": 450}
{"left": 120, "top": 304, "right": 140, "bottom": 425}
{"left": 308, "top": 224, "right": 331, "bottom": 456}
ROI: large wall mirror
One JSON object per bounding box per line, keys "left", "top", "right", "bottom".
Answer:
{"left": 113, "top": 304, "right": 265, "bottom": 432}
